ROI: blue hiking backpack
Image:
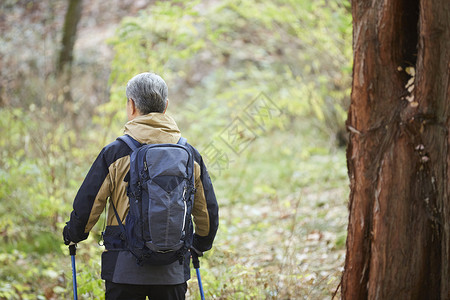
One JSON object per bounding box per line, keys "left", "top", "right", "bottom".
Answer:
{"left": 112, "top": 135, "right": 196, "bottom": 265}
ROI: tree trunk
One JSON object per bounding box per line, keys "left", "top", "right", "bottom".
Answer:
{"left": 343, "top": 0, "right": 450, "bottom": 299}
{"left": 57, "top": 0, "right": 83, "bottom": 106}
{"left": 57, "top": 0, "right": 83, "bottom": 76}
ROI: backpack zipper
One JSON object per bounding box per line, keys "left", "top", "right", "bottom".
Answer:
{"left": 181, "top": 186, "right": 188, "bottom": 235}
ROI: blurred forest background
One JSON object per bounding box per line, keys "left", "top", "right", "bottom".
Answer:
{"left": 0, "top": 0, "right": 352, "bottom": 299}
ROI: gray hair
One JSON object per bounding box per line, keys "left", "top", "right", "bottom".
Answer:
{"left": 126, "top": 72, "right": 168, "bottom": 114}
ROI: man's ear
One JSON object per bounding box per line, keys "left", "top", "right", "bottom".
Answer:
{"left": 129, "top": 98, "right": 137, "bottom": 114}
{"left": 127, "top": 98, "right": 139, "bottom": 121}
{"left": 163, "top": 99, "right": 169, "bottom": 114}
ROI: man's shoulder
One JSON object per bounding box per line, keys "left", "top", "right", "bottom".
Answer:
{"left": 99, "top": 137, "right": 131, "bottom": 163}
{"left": 104, "top": 138, "right": 125, "bottom": 149}
{"left": 102, "top": 138, "right": 125, "bottom": 152}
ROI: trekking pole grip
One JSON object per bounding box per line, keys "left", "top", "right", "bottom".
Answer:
{"left": 192, "top": 251, "right": 200, "bottom": 269}
{"left": 69, "top": 244, "right": 76, "bottom": 256}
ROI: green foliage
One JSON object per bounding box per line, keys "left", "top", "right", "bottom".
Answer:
{"left": 108, "top": 0, "right": 352, "bottom": 145}
{"left": 0, "top": 106, "right": 104, "bottom": 298}
{"left": 0, "top": 107, "right": 99, "bottom": 252}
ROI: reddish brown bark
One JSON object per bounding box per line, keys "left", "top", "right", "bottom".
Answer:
{"left": 343, "top": 0, "right": 450, "bottom": 299}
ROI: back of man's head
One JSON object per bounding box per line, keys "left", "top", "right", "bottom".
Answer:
{"left": 126, "top": 72, "right": 168, "bottom": 114}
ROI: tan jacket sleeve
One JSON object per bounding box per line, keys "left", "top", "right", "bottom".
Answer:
{"left": 192, "top": 162, "right": 210, "bottom": 236}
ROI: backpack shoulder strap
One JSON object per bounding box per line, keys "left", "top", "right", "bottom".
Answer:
{"left": 177, "top": 136, "right": 195, "bottom": 185}
{"left": 177, "top": 136, "right": 187, "bottom": 146}
{"left": 117, "top": 135, "right": 141, "bottom": 151}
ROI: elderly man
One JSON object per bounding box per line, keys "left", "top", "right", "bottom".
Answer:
{"left": 63, "top": 72, "right": 219, "bottom": 300}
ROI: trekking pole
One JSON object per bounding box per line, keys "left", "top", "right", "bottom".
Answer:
{"left": 191, "top": 251, "right": 205, "bottom": 300}
{"left": 69, "top": 244, "right": 78, "bottom": 300}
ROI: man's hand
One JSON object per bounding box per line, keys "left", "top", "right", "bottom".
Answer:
{"left": 190, "top": 247, "right": 203, "bottom": 269}
{"left": 191, "top": 246, "right": 203, "bottom": 257}
{"left": 63, "top": 225, "right": 71, "bottom": 245}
